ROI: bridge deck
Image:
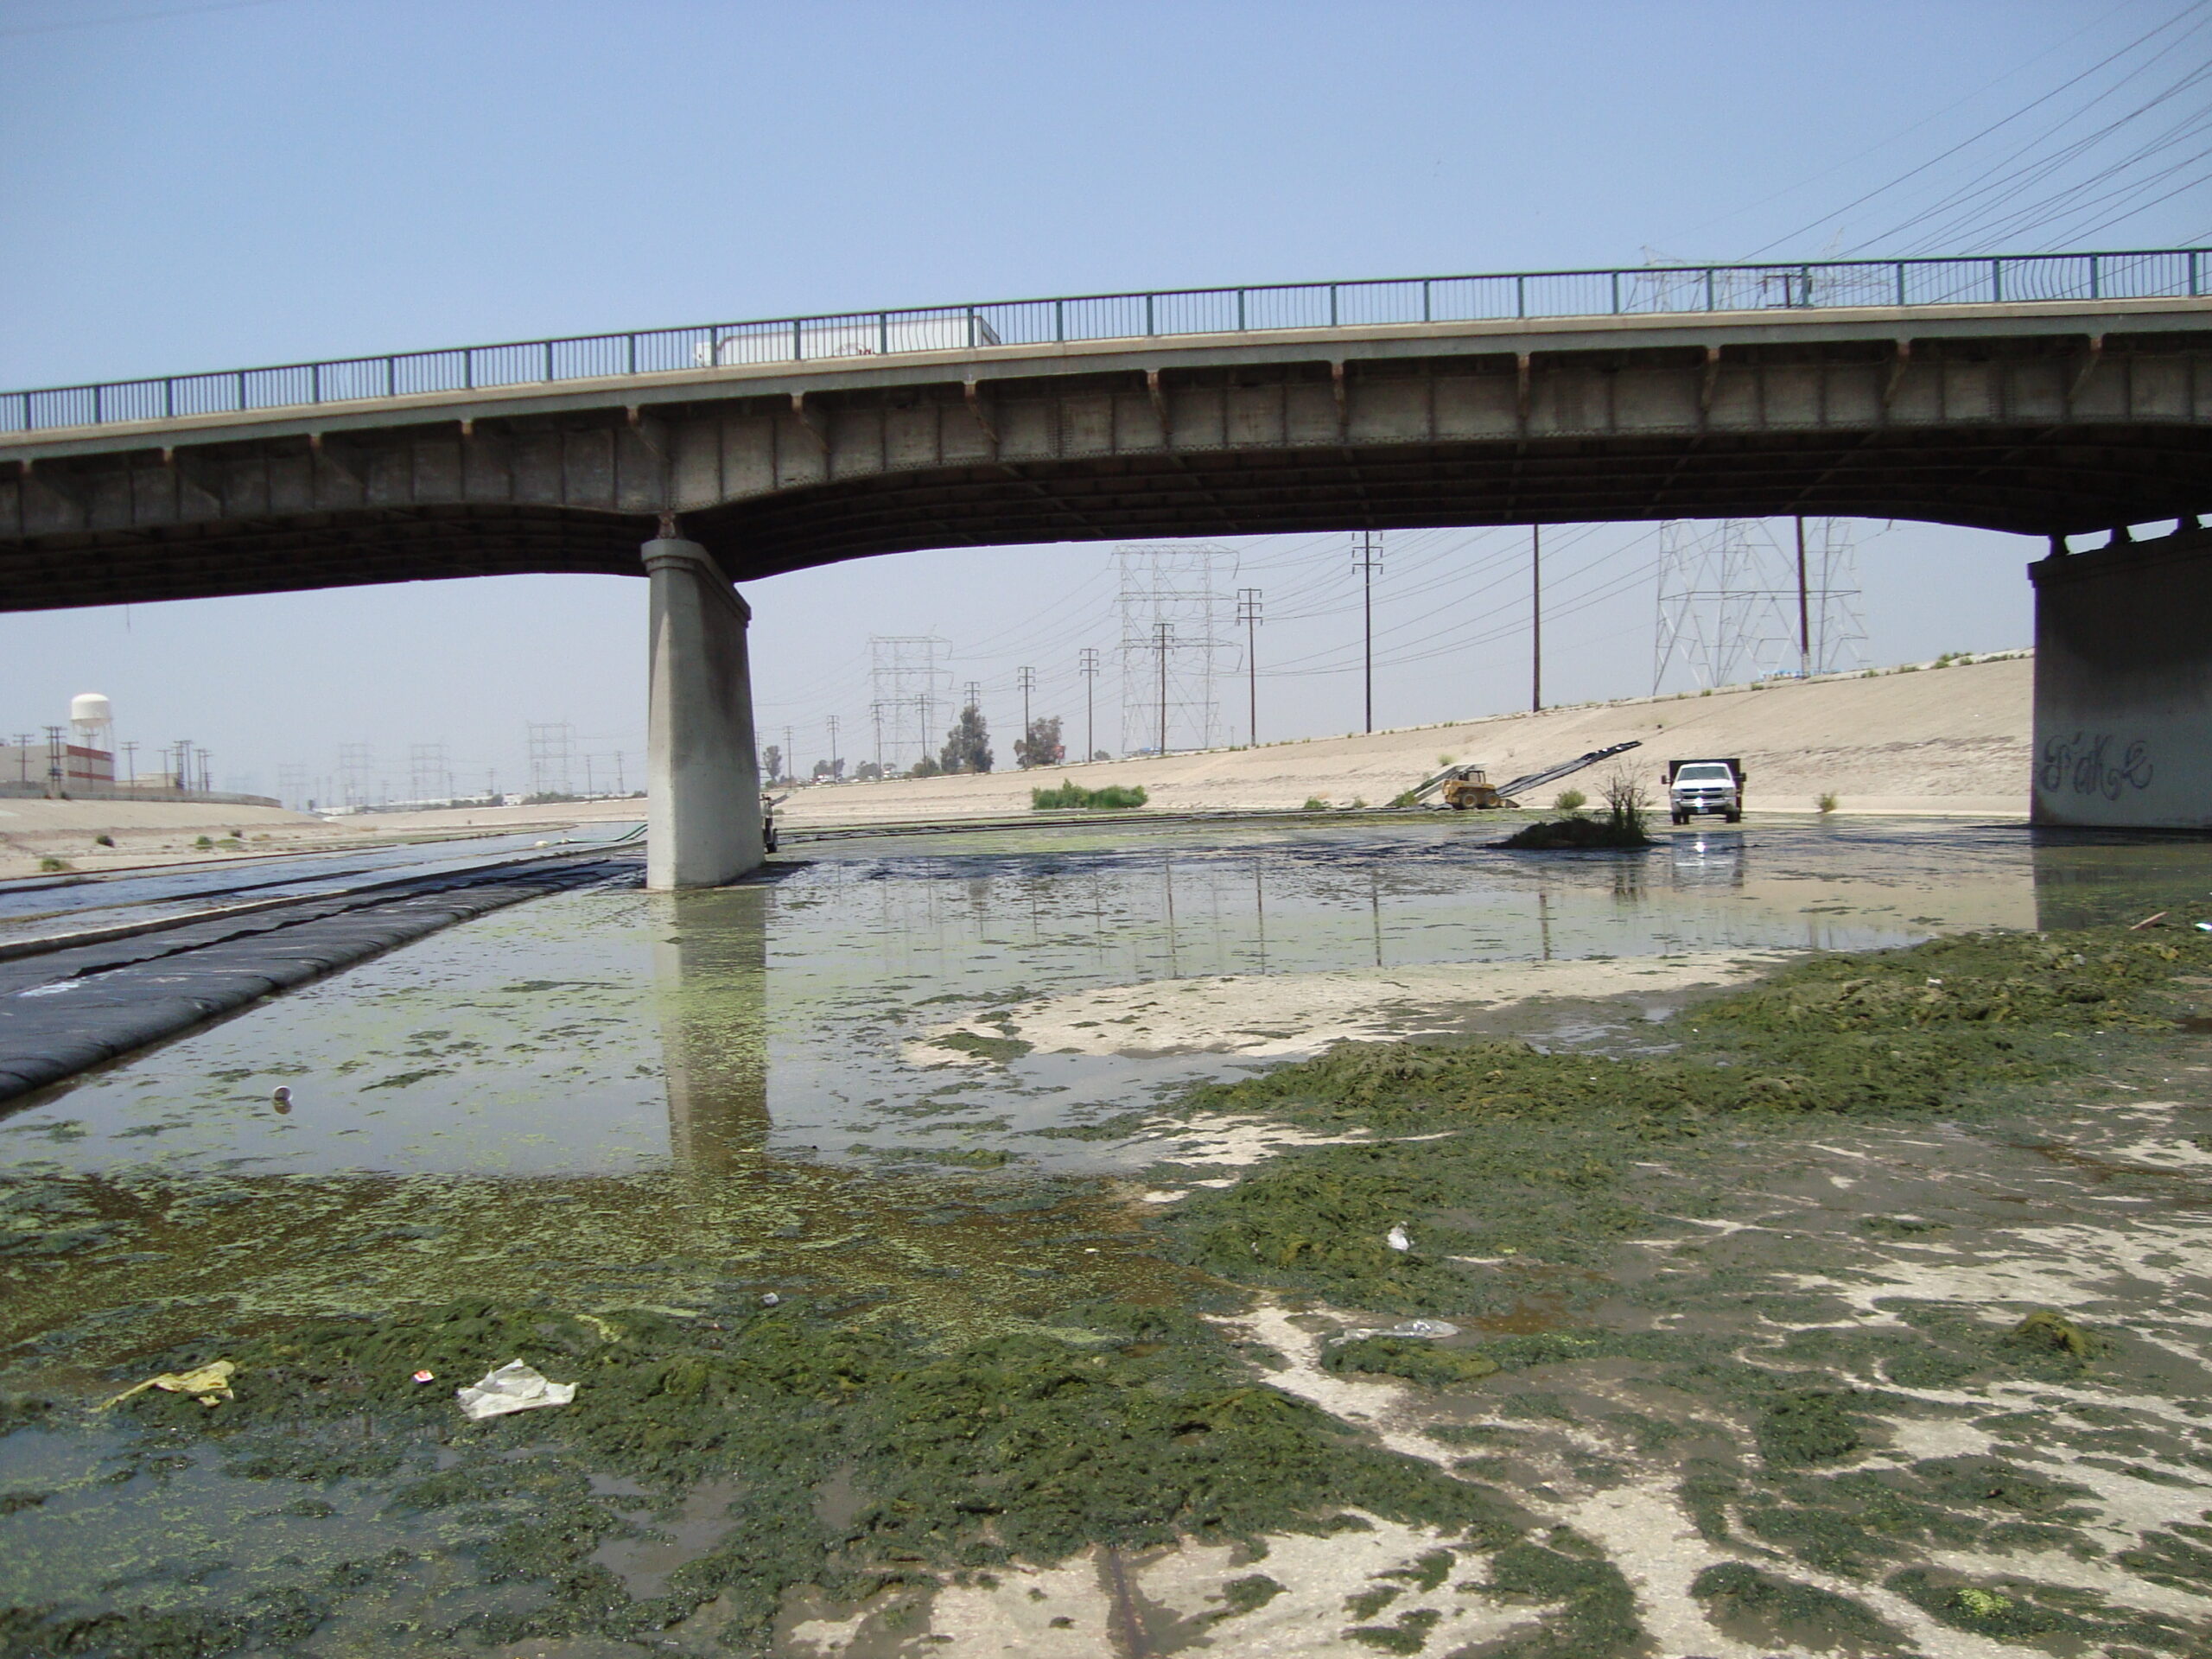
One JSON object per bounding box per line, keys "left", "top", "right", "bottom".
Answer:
{"left": 3, "top": 269, "right": 2208, "bottom": 611}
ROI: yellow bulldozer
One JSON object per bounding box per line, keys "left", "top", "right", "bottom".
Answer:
{"left": 1436, "top": 769, "right": 1508, "bottom": 810}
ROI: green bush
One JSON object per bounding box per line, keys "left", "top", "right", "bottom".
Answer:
{"left": 1553, "top": 787, "right": 1587, "bottom": 813}
{"left": 1031, "top": 781, "right": 1147, "bottom": 810}
{"left": 1301, "top": 798, "right": 1328, "bottom": 811}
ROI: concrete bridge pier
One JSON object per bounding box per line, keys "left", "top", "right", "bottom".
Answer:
{"left": 2031, "top": 522, "right": 2212, "bottom": 830}
{"left": 643, "top": 531, "right": 764, "bottom": 889}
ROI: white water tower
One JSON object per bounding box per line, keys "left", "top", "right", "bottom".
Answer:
{"left": 69, "top": 692, "right": 114, "bottom": 756}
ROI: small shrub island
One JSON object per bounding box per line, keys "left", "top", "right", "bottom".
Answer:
{"left": 1498, "top": 772, "right": 1656, "bottom": 850}
{"left": 1031, "top": 780, "right": 1148, "bottom": 810}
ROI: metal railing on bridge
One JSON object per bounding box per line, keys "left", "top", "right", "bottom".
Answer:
{"left": 4, "top": 247, "right": 2204, "bottom": 436}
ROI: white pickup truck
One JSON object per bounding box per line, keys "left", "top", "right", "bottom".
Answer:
{"left": 1665, "top": 758, "right": 1746, "bottom": 824}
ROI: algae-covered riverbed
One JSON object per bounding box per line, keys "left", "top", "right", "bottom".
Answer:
{"left": 3, "top": 819, "right": 2211, "bottom": 1656}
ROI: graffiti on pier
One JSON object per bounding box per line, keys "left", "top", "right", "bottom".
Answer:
{"left": 2039, "top": 732, "right": 2155, "bottom": 802}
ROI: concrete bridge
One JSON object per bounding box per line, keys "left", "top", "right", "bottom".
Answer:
{"left": 4, "top": 251, "right": 2209, "bottom": 876}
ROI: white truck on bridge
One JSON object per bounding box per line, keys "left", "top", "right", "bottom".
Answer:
{"left": 696, "top": 315, "right": 1004, "bottom": 367}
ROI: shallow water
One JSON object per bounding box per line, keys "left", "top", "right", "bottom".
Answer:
{"left": 6, "top": 816, "right": 2167, "bottom": 1187}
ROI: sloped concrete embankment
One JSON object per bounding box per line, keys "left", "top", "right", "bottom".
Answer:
{"left": 779, "top": 654, "right": 2031, "bottom": 829}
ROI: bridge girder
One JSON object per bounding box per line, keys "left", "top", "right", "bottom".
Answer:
{"left": 3, "top": 305, "right": 2208, "bottom": 611}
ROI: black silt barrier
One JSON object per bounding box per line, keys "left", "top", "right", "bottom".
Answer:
{"left": 0, "top": 855, "right": 639, "bottom": 1105}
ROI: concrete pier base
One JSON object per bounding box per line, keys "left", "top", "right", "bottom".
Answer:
{"left": 2030, "top": 523, "right": 2212, "bottom": 830}
{"left": 644, "top": 536, "right": 763, "bottom": 889}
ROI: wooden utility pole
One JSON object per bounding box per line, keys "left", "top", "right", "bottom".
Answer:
{"left": 1795, "top": 515, "right": 1812, "bottom": 677}
{"left": 1236, "top": 588, "right": 1262, "bottom": 745}
{"left": 1078, "top": 648, "right": 1099, "bottom": 761}
{"left": 1530, "top": 524, "right": 1543, "bottom": 713}
{"left": 1354, "top": 531, "right": 1382, "bottom": 731}
{"left": 1154, "top": 621, "right": 1173, "bottom": 754}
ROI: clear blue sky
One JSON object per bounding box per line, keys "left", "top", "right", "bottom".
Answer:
{"left": 1, "top": 0, "right": 2203, "bottom": 796}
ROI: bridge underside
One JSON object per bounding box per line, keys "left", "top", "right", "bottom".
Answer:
{"left": 3, "top": 423, "right": 2208, "bottom": 611}
{"left": 703, "top": 423, "right": 2209, "bottom": 580}
{"left": 0, "top": 504, "right": 636, "bottom": 609}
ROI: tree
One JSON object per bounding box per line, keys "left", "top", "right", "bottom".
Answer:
{"left": 854, "top": 760, "right": 885, "bottom": 781}
{"left": 940, "top": 704, "right": 993, "bottom": 773}
{"left": 1014, "top": 715, "right": 1065, "bottom": 769}
{"left": 909, "top": 753, "right": 944, "bottom": 779}
{"left": 812, "top": 758, "right": 844, "bottom": 780}
{"left": 761, "top": 743, "right": 782, "bottom": 784}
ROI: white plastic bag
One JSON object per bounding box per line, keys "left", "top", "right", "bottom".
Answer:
{"left": 456, "top": 1358, "right": 576, "bottom": 1421}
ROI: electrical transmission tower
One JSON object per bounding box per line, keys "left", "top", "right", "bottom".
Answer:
{"left": 1116, "top": 544, "right": 1231, "bottom": 755}
{"left": 1653, "top": 518, "right": 1866, "bottom": 692}
{"left": 277, "top": 763, "right": 308, "bottom": 810}
{"left": 337, "top": 743, "right": 373, "bottom": 808}
{"left": 868, "top": 637, "right": 949, "bottom": 771}
{"left": 526, "top": 722, "right": 575, "bottom": 798}
{"left": 408, "top": 743, "right": 451, "bottom": 804}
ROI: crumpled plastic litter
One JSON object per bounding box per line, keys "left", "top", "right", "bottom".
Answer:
{"left": 1385, "top": 1225, "right": 1412, "bottom": 1252}
{"left": 456, "top": 1358, "right": 576, "bottom": 1421}
{"left": 1329, "top": 1319, "right": 1460, "bottom": 1346}
{"left": 100, "top": 1359, "right": 237, "bottom": 1409}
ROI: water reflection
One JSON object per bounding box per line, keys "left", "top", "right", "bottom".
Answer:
{"left": 1669, "top": 831, "right": 1749, "bottom": 889}
{"left": 2031, "top": 827, "right": 2212, "bottom": 930}
{"left": 15, "top": 819, "right": 2212, "bottom": 1188}
{"left": 656, "top": 887, "right": 769, "bottom": 1171}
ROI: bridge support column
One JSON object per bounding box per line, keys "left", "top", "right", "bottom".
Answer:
{"left": 2030, "top": 523, "right": 2212, "bottom": 829}
{"left": 644, "top": 534, "right": 763, "bottom": 889}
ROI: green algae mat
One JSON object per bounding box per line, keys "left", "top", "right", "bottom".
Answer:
{"left": 7, "top": 919, "right": 2212, "bottom": 1654}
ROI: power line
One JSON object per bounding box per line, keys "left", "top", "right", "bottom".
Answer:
{"left": 1741, "top": 1, "right": 2205, "bottom": 257}
{"left": 1868, "top": 45, "right": 2212, "bottom": 253}
{"left": 1666, "top": 0, "right": 2152, "bottom": 246}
